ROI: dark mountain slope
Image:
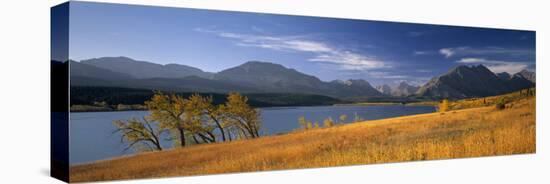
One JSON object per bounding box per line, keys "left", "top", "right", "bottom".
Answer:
{"left": 416, "top": 65, "right": 534, "bottom": 99}
{"left": 81, "top": 56, "right": 213, "bottom": 79}
{"left": 70, "top": 60, "right": 133, "bottom": 81}
{"left": 214, "top": 61, "right": 383, "bottom": 98}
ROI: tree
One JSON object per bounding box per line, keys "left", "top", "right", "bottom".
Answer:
{"left": 113, "top": 117, "right": 165, "bottom": 152}
{"left": 115, "top": 91, "right": 261, "bottom": 149}
{"left": 221, "top": 92, "right": 261, "bottom": 138}
{"left": 353, "top": 112, "right": 363, "bottom": 122}
{"left": 339, "top": 114, "right": 348, "bottom": 123}
{"left": 323, "top": 117, "right": 334, "bottom": 127}
{"left": 183, "top": 94, "right": 221, "bottom": 144}
{"left": 298, "top": 116, "right": 307, "bottom": 130}
{"left": 439, "top": 99, "right": 450, "bottom": 113}
{"left": 195, "top": 95, "right": 228, "bottom": 142}
{"left": 145, "top": 91, "right": 188, "bottom": 147}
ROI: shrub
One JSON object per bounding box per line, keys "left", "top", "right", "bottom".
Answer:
{"left": 495, "top": 98, "right": 507, "bottom": 110}
{"left": 306, "top": 122, "right": 313, "bottom": 129}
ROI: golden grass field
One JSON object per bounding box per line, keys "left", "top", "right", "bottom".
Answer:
{"left": 70, "top": 95, "right": 536, "bottom": 183}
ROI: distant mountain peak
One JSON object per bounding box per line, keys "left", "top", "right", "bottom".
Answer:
{"left": 332, "top": 79, "right": 353, "bottom": 86}
{"left": 397, "top": 81, "right": 413, "bottom": 88}
{"left": 496, "top": 72, "right": 511, "bottom": 80}
{"left": 416, "top": 64, "right": 534, "bottom": 99}
{"left": 243, "top": 60, "right": 280, "bottom": 65}
{"left": 337, "top": 79, "right": 373, "bottom": 87}
{"left": 516, "top": 69, "right": 536, "bottom": 83}
{"left": 451, "top": 64, "right": 491, "bottom": 74}
{"left": 80, "top": 56, "right": 213, "bottom": 79}
{"left": 87, "top": 56, "right": 135, "bottom": 62}
{"left": 375, "top": 84, "right": 392, "bottom": 95}
{"left": 348, "top": 79, "right": 372, "bottom": 86}
{"left": 112, "top": 56, "right": 133, "bottom": 60}
{"left": 240, "top": 61, "right": 293, "bottom": 71}
{"left": 519, "top": 69, "right": 533, "bottom": 73}
{"left": 390, "top": 81, "right": 419, "bottom": 97}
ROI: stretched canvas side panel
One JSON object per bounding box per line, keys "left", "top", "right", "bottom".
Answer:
{"left": 51, "top": 2, "right": 70, "bottom": 182}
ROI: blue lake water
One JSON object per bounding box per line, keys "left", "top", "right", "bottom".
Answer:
{"left": 69, "top": 105, "right": 435, "bottom": 164}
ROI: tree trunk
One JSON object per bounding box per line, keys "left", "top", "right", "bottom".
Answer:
{"left": 250, "top": 123, "right": 259, "bottom": 138}
{"left": 178, "top": 128, "right": 186, "bottom": 147}
{"left": 192, "top": 135, "right": 200, "bottom": 144}
{"left": 245, "top": 124, "right": 257, "bottom": 138}
{"left": 212, "top": 118, "right": 226, "bottom": 142}
{"left": 227, "top": 130, "right": 233, "bottom": 141}
{"left": 205, "top": 131, "right": 216, "bottom": 142}
{"left": 153, "top": 141, "right": 162, "bottom": 151}
{"left": 197, "top": 132, "right": 214, "bottom": 143}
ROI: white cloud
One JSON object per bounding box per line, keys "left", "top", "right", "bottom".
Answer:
{"left": 457, "top": 58, "right": 491, "bottom": 64}
{"left": 414, "top": 51, "right": 431, "bottom": 55}
{"left": 309, "top": 51, "right": 387, "bottom": 71}
{"left": 195, "top": 28, "right": 389, "bottom": 71}
{"left": 439, "top": 47, "right": 467, "bottom": 58}
{"left": 439, "top": 48, "right": 454, "bottom": 58}
{"left": 439, "top": 46, "right": 534, "bottom": 58}
{"left": 456, "top": 57, "right": 530, "bottom": 74}
{"left": 284, "top": 40, "right": 333, "bottom": 52}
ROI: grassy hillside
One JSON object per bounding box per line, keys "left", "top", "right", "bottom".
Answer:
{"left": 70, "top": 95, "right": 535, "bottom": 182}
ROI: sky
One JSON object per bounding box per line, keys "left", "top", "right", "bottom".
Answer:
{"left": 68, "top": 1, "right": 536, "bottom": 86}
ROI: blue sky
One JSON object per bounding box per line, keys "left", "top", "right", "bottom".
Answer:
{"left": 68, "top": 1, "right": 535, "bottom": 86}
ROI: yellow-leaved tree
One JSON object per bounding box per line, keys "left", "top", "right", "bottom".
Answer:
{"left": 145, "top": 91, "right": 188, "bottom": 147}
{"left": 113, "top": 117, "right": 165, "bottom": 152}
{"left": 439, "top": 99, "right": 450, "bottom": 113}
{"left": 184, "top": 94, "right": 230, "bottom": 143}
{"left": 221, "top": 92, "right": 261, "bottom": 139}
{"left": 115, "top": 91, "right": 261, "bottom": 149}
{"left": 339, "top": 114, "right": 348, "bottom": 123}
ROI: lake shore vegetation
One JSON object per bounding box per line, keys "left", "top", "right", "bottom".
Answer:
{"left": 114, "top": 92, "right": 262, "bottom": 151}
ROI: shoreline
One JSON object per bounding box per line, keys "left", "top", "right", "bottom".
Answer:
{"left": 71, "top": 104, "right": 439, "bottom": 165}
{"left": 72, "top": 102, "right": 436, "bottom": 113}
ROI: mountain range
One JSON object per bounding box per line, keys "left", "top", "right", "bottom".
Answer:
{"left": 416, "top": 65, "right": 534, "bottom": 99}
{"left": 375, "top": 82, "right": 420, "bottom": 97}
{"left": 80, "top": 57, "right": 214, "bottom": 79}
{"left": 69, "top": 57, "right": 383, "bottom": 99}
{"left": 67, "top": 56, "right": 535, "bottom": 101}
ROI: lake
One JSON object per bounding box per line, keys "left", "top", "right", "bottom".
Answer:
{"left": 69, "top": 105, "right": 435, "bottom": 164}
